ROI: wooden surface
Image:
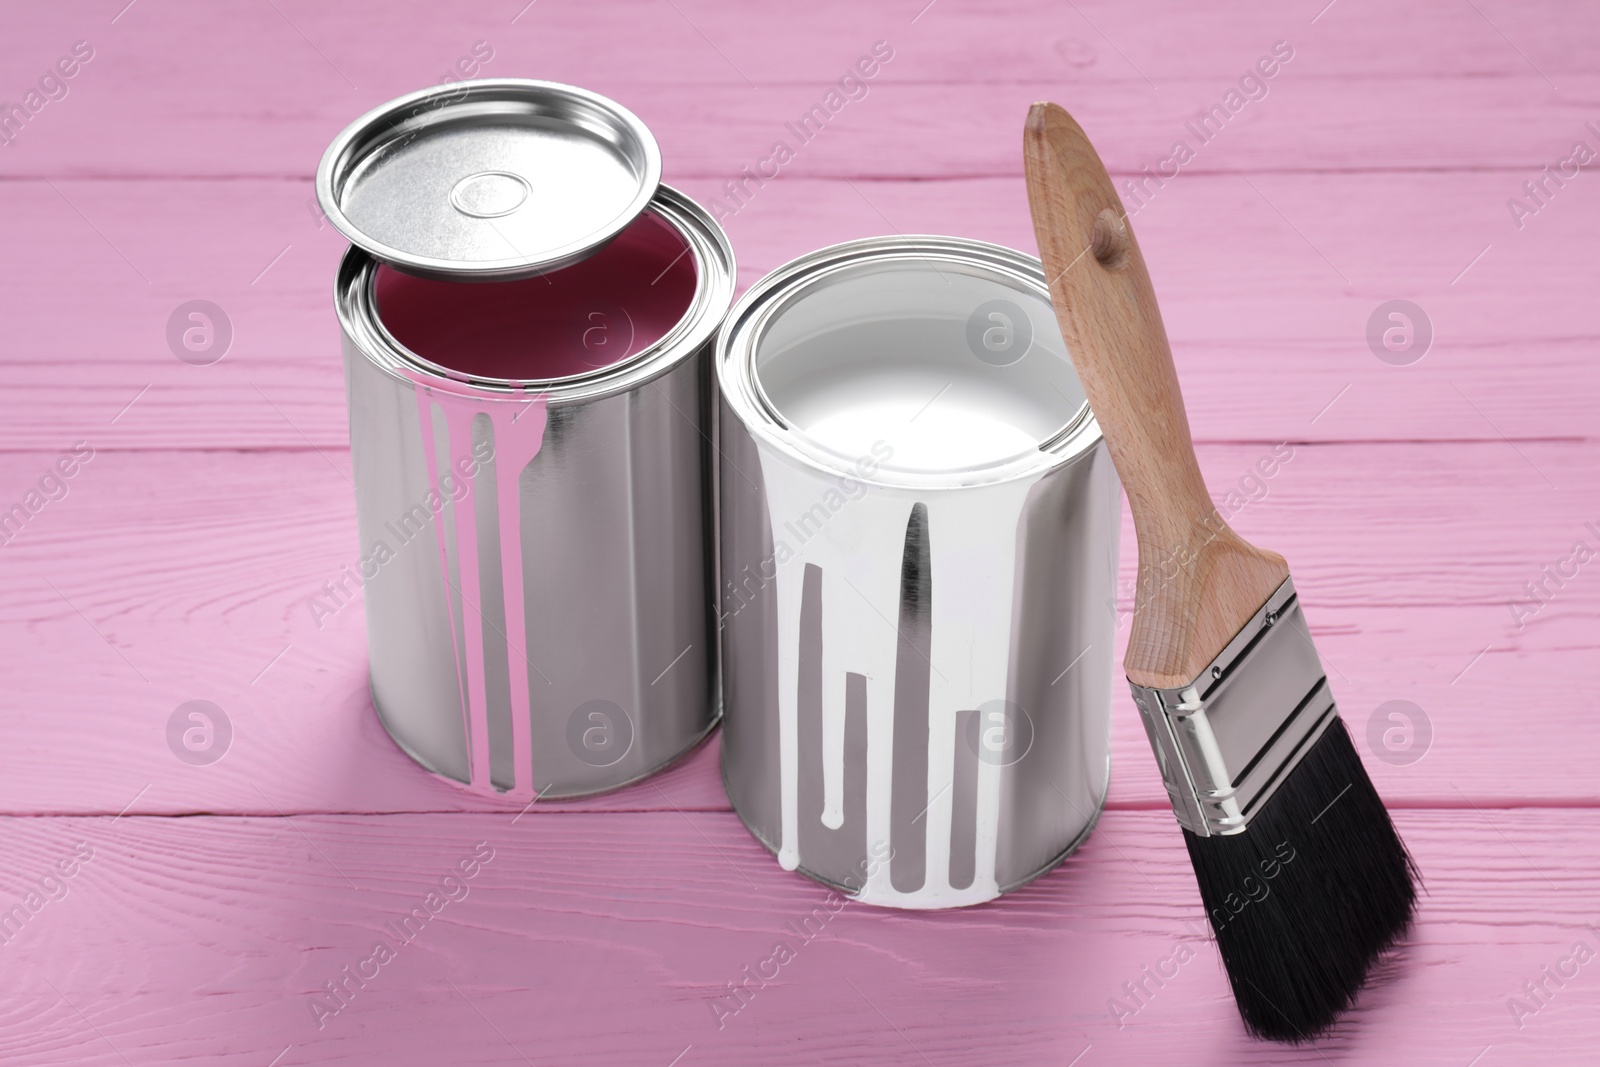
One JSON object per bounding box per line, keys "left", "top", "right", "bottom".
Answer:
{"left": 1, "top": 1, "right": 1596, "bottom": 1063}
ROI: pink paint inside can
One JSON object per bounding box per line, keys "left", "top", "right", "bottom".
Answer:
{"left": 374, "top": 209, "right": 699, "bottom": 381}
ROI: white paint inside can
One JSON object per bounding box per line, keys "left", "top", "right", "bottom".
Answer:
{"left": 750, "top": 257, "right": 1088, "bottom": 476}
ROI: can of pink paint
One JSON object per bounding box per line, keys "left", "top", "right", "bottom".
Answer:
{"left": 716, "top": 237, "right": 1121, "bottom": 907}
{"left": 318, "top": 81, "right": 735, "bottom": 798}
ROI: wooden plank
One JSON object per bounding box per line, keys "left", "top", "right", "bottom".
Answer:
{"left": 0, "top": 171, "right": 1593, "bottom": 450}
{"left": 0, "top": 808, "right": 1594, "bottom": 1064}
{"left": 6, "top": 74, "right": 1600, "bottom": 180}
{"left": 0, "top": 2, "right": 1590, "bottom": 1062}
{"left": 1, "top": 443, "right": 1593, "bottom": 815}
{"left": 0, "top": 1, "right": 1594, "bottom": 177}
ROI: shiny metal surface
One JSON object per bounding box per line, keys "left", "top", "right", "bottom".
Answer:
{"left": 716, "top": 236, "right": 1121, "bottom": 908}
{"left": 337, "top": 186, "right": 734, "bottom": 798}
{"left": 317, "top": 80, "right": 662, "bottom": 281}
{"left": 1129, "top": 577, "right": 1338, "bottom": 837}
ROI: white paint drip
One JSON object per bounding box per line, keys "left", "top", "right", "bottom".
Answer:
{"left": 753, "top": 435, "right": 1047, "bottom": 907}
{"left": 924, "top": 483, "right": 1038, "bottom": 899}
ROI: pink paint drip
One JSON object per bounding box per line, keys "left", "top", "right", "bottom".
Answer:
{"left": 490, "top": 392, "right": 547, "bottom": 799}
{"left": 381, "top": 209, "right": 698, "bottom": 797}
{"left": 411, "top": 389, "right": 477, "bottom": 787}
{"left": 437, "top": 397, "right": 496, "bottom": 792}
{"left": 408, "top": 385, "right": 549, "bottom": 797}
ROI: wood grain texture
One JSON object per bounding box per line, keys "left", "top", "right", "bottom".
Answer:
{"left": 0, "top": 1, "right": 1594, "bottom": 178}
{"left": 0, "top": 809, "right": 1596, "bottom": 1065}
{"left": 1027, "top": 101, "right": 1290, "bottom": 687}
{"left": 1, "top": 443, "right": 1594, "bottom": 815}
{"left": 1, "top": 0, "right": 1597, "bottom": 1061}
{"left": 1, "top": 170, "right": 1592, "bottom": 451}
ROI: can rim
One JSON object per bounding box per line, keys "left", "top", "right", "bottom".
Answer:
{"left": 716, "top": 234, "right": 1102, "bottom": 490}
{"left": 316, "top": 79, "right": 663, "bottom": 281}
{"left": 336, "top": 185, "right": 735, "bottom": 405}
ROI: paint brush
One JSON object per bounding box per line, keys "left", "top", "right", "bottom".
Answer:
{"left": 1022, "top": 101, "right": 1417, "bottom": 1041}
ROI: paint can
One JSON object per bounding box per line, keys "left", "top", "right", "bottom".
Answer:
{"left": 716, "top": 236, "right": 1121, "bottom": 907}
{"left": 319, "top": 80, "right": 735, "bottom": 798}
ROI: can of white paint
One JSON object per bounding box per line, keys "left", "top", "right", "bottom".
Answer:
{"left": 319, "top": 81, "right": 735, "bottom": 798}
{"left": 716, "top": 236, "right": 1121, "bottom": 907}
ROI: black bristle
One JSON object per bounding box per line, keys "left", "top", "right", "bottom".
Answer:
{"left": 1183, "top": 715, "right": 1419, "bottom": 1042}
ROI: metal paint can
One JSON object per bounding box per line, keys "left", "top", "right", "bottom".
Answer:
{"left": 716, "top": 236, "right": 1121, "bottom": 907}
{"left": 320, "top": 81, "right": 735, "bottom": 798}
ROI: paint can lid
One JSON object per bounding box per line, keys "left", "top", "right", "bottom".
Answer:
{"left": 316, "top": 79, "right": 662, "bottom": 281}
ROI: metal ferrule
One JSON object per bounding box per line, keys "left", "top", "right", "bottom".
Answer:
{"left": 1128, "top": 577, "right": 1338, "bottom": 837}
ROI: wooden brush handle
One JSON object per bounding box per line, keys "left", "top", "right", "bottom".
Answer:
{"left": 1023, "top": 102, "right": 1288, "bottom": 690}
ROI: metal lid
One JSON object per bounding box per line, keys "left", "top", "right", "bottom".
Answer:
{"left": 316, "top": 79, "right": 662, "bottom": 281}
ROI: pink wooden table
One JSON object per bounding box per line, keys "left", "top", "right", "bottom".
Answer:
{"left": 2, "top": 1, "right": 1596, "bottom": 1063}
